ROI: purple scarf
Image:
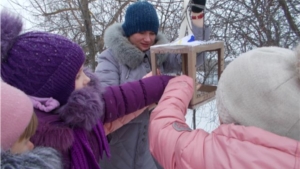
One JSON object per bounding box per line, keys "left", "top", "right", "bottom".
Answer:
{"left": 30, "top": 70, "right": 110, "bottom": 169}
{"left": 71, "top": 121, "right": 110, "bottom": 169}
{"left": 30, "top": 96, "right": 110, "bottom": 169}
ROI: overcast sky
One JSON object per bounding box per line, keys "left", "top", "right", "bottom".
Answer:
{"left": 1, "top": 0, "right": 33, "bottom": 30}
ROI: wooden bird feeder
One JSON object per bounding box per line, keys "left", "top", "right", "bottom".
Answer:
{"left": 150, "top": 41, "right": 225, "bottom": 109}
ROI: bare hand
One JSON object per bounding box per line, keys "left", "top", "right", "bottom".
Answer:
{"left": 196, "top": 83, "right": 201, "bottom": 90}
{"left": 143, "top": 69, "right": 161, "bottom": 78}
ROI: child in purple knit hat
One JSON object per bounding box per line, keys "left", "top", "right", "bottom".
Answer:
{"left": 1, "top": 10, "right": 173, "bottom": 169}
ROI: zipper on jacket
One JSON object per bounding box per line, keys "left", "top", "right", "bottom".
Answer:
{"left": 146, "top": 54, "right": 152, "bottom": 68}
{"left": 126, "top": 69, "right": 131, "bottom": 79}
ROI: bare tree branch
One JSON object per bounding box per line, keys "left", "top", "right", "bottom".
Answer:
{"left": 278, "top": 0, "right": 300, "bottom": 38}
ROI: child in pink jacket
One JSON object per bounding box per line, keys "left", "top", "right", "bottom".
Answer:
{"left": 149, "top": 44, "right": 300, "bottom": 169}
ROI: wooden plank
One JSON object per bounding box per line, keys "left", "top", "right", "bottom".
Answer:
{"left": 181, "top": 54, "right": 188, "bottom": 75}
{"left": 150, "top": 51, "right": 157, "bottom": 75}
{"left": 150, "top": 41, "right": 225, "bottom": 110}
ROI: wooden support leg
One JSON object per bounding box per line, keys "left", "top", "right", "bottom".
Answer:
{"left": 193, "top": 109, "right": 196, "bottom": 130}
{"left": 151, "top": 53, "right": 157, "bottom": 75}
{"left": 181, "top": 54, "right": 188, "bottom": 75}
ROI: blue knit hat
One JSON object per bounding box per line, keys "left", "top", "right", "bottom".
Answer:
{"left": 122, "top": 1, "right": 159, "bottom": 37}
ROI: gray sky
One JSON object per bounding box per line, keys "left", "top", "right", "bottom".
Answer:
{"left": 1, "top": 0, "right": 33, "bottom": 30}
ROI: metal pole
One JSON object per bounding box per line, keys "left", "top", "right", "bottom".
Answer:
{"left": 193, "top": 109, "right": 196, "bottom": 129}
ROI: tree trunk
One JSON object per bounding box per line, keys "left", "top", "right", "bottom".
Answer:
{"left": 78, "top": 0, "right": 96, "bottom": 70}
{"left": 278, "top": 0, "right": 300, "bottom": 38}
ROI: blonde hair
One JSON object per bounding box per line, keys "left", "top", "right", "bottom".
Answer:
{"left": 18, "top": 112, "right": 38, "bottom": 140}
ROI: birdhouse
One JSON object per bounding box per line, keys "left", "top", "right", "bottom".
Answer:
{"left": 150, "top": 41, "right": 225, "bottom": 109}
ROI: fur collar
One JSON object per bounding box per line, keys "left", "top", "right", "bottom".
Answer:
{"left": 104, "top": 23, "right": 169, "bottom": 69}
{"left": 31, "top": 69, "right": 105, "bottom": 152}
{"left": 57, "top": 69, "right": 105, "bottom": 131}
{"left": 0, "top": 147, "right": 63, "bottom": 169}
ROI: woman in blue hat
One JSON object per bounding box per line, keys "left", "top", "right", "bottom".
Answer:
{"left": 95, "top": 0, "right": 210, "bottom": 168}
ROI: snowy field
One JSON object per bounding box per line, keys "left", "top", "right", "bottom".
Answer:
{"left": 184, "top": 69, "right": 220, "bottom": 133}
{"left": 185, "top": 99, "right": 220, "bottom": 133}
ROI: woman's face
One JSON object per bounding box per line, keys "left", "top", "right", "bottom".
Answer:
{"left": 75, "top": 66, "right": 91, "bottom": 90}
{"left": 129, "top": 31, "right": 156, "bottom": 52}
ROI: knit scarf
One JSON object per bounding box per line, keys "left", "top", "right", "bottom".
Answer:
{"left": 71, "top": 121, "right": 110, "bottom": 169}
{"left": 29, "top": 70, "right": 110, "bottom": 169}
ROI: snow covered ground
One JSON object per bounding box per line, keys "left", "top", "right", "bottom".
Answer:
{"left": 185, "top": 99, "right": 220, "bottom": 133}
{"left": 183, "top": 68, "right": 220, "bottom": 133}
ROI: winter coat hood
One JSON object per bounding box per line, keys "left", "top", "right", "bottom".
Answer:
{"left": 149, "top": 76, "right": 300, "bottom": 169}
{"left": 31, "top": 70, "right": 105, "bottom": 152}
{"left": 30, "top": 70, "right": 109, "bottom": 169}
{"left": 104, "top": 23, "right": 169, "bottom": 69}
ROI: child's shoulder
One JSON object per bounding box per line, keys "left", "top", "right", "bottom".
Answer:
{"left": 32, "top": 109, "right": 74, "bottom": 152}
{"left": 1, "top": 147, "right": 63, "bottom": 169}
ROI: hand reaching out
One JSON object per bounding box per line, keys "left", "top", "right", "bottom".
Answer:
{"left": 143, "top": 69, "right": 161, "bottom": 78}
{"left": 196, "top": 83, "right": 201, "bottom": 90}
{"left": 144, "top": 70, "right": 201, "bottom": 92}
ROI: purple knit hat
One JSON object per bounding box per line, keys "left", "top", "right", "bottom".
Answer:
{"left": 1, "top": 10, "right": 85, "bottom": 105}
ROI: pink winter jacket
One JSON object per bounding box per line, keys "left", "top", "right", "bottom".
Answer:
{"left": 149, "top": 75, "right": 300, "bottom": 169}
